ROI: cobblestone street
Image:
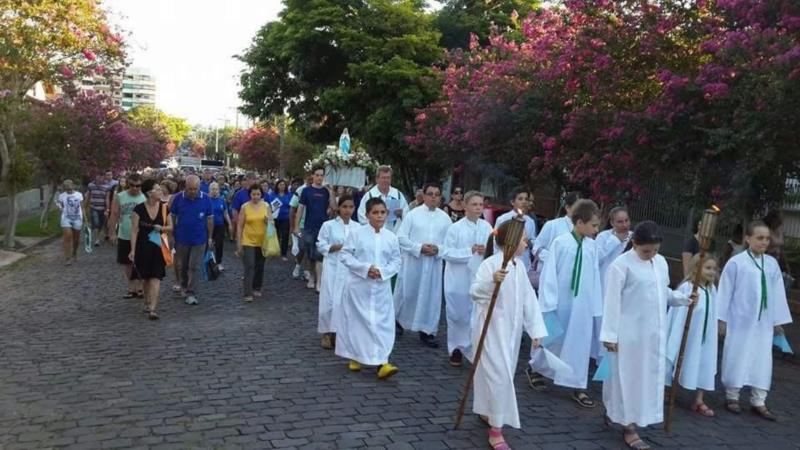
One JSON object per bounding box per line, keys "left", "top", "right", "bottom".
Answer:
{"left": 1, "top": 241, "right": 799, "bottom": 450}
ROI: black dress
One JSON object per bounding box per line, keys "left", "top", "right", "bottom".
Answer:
{"left": 131, "top": 201, "right": 167, "bottom": 280}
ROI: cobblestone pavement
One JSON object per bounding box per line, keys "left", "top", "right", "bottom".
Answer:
{"left": 1, "top": 240, "right": 799, "bottom": 450}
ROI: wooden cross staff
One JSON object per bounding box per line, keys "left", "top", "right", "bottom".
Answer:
{"left": 665, "top": 206, "right": 720, "bottom": 433}
{"left": 454, "top": 214, "right": 526, "bottom": 429}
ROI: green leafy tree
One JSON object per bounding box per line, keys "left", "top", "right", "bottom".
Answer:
{"left": 433, "top": 0, "right": 540, "bottom": 49}
{"left": 126, "top": 105, "right": 191, "bottom": 156}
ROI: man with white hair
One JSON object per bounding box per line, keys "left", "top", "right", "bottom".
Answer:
{"left": 171, "top": 175, "right": 214, "bottom": 305}
{"left": 357, "top": 165, "right": 409, "bottom": 233}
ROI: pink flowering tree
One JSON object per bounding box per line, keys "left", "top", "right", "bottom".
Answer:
{"left": 229, "top": 126, "right": 281, "bottom": 174}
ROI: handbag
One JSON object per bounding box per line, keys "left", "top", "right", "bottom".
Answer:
{"left": 262, "top": 221, "right": 281, "bottom": 259}
{"left": 160, "top": 203, "right": 174, "bottom": 267}
{"left": 82, "top": 225, "right": 93, "bottom": 254}
{"left": 202, "top": 249, "right": 221, "bottom": 281}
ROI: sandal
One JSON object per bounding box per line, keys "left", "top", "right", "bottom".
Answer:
{"left": 623, "top": 431, "right": 651, "bottom": 450}
{"left": 691, "top": 402, "right": 715, "bottom": 417}
{"left": 572, "top": 391, "right": 597, "bottom": 409}
{"left": 751, "top": 405, "right": 777, "bottom": 421}
{"left": 148, "top": 312, "right": 159, "bottom": 321}
{"left": 524, "top": 367, "right": 548, "bottom": 391}
{"left": 488, "top": 429, "right": 511, "bottom": 450}
{"left": 122, "top": 291, "right": 137, "bottom": 299}
{"left": 725, "top": 400, "right": 741, "bottom": 414}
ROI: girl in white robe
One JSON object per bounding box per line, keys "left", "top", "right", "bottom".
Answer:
{"left": 664, "top": 255, "right": 719, "bottom": 417}
{"left": 333, "top": 198, "right": 402, "bottom": 379}
{"left": 530, "top": 200, "right": 602, "bottom": 408}
{"left": 316, "top": 196, "right": 361, "bottom": 349}
{"left": 442, "top": 191, "right": 493, "bottom": 366}
{"left": 718, "top": 221, "right": 791, "bottom": 421}
{"left": 470, "top": 219, "right": 547, "bottom": 450}
{"left": 531, "top": 191, "right": 582, "bottom": 269}
{"left": 601, "top": 221, "right": 693, "bottom": 450}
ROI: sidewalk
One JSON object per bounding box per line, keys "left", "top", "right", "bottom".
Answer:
{"left": 0, "top": 235, "right": 57, "bottom": 269}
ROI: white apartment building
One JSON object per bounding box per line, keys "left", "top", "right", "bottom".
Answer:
{"left": 121, "top": 67, "right": 156, "bottom": 110}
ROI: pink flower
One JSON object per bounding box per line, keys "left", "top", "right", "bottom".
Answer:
{"left": 543, "top": 137, "right": 557, "bottom": 150}
{"left": 58, "top": 65, "right": 75, "bottom": 79}
{"left": 82, "top": 49, "right": 96, "bottom": 61}
{"left": 702, "top": 82, "right": 729, "bottom": 100}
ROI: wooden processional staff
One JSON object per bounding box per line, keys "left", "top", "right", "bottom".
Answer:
{"left": 454, "top": 215, "right": 526, "bottom": 429}
{"left": 665, "top": 206, "right": 720, "bottom": 433}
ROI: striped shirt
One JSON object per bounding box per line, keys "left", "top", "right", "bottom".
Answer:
{"left": 86, "top": 182, "right": 108, "bottom": 211}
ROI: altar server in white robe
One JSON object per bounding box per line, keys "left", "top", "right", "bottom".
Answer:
{"left": 532, "top": 191, "right": 582, "bottom": 269}
{"left": 470, "top": 219, "right": 547, "bottom": 450}
{"left": 316, "top": 195, "right": 361, "bottom": 350}
{"left": 601, "top": 221, "right": 694, "bottom": 450}
{"left": 334, "top": 197, "right": 402, "bottom": 379}
{"left": 528, "top": 200, "right": 602, "bottom": 408}
{"left": 592, "top": 206, "right": 632, "bottom": 360}
{"left": 494, "top": 187, "right": 537, "bottom": 271}
{"left": 665, "top": 254, "right": 719, "bottom": 417}
{"left": 718, "top": 220, "right": 791, "bottom": 421}
{"left": 442, "top": 191, "right": 493, "bottom": 367}
{"left": 394, "top": 183, "right": 453, "bottom": 348}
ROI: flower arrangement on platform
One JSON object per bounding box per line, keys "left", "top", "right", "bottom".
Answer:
{"left": 303, "top": 145, "right": 379, "bottom": 173}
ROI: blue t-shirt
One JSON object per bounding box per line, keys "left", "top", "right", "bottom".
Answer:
{"left": 171, "top": 191, "right": 213, "bottom": 245}
{"left": 210, "top": 197, "right": 226, "bottom": 226}
{"left": 267, "top": 192, "right": 293, "bottom": 221}
{"left": 299, "top": 185, "right": 330, "bottom": 233}
{"left": 232, "top": 187, "right": 266, "bottom": 212}
{"left": 199, "top": 179, "right": 214, "bottom": 194}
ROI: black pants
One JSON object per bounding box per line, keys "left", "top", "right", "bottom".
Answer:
{"left": 242, "top": 246, "right": 265, "bottom": 296}
{"left": 275, "top": 218, "right": 290, "bottom": 257}
{"left": 212, "top": 225, "right": 226, "bottom": 263}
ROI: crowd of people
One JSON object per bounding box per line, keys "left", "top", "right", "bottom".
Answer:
{"left": 55, "top": 164, "right": 794, "bottom": 450}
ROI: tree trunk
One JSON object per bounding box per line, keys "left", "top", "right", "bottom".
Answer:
{"left": 0, "top": 127, "right": 18, "bottom": 249}
{"left": 3, "top": 189, "right": 19, "bottom": 249}
{"left": 40, "top": 183, "right": 57, "bottom": 229}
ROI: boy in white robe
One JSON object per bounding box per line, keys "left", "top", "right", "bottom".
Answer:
{"left": 316, "top": 195, "right": 361, "bottom": 350}
{"left": 494, "top": 187, "right": 537, "bottom": 271}
{"left": 718, "top": 220, "right": 791, "bottom": 421}
{"left": 443, "top": 191, "right": 493, "bottom": 367}
{"left": 593, "top": 206, "right": 632, "bottom": 360}
{"left": 665, "top": 255, "right": 719, "bottom": 417}
{"left": 601, "top": 221, "right": 694, "bottom": 450}
{"left": 393, "top": 183, "right": 453, "bottom": 348}
{"left": 334, "top": 198, "right": 402, "bottom": 379}
{"left": 529, "top": 200, "right": 602, "bottom": 408}
{"left": 470, "top": 219, "right": 547, "bottom": 450}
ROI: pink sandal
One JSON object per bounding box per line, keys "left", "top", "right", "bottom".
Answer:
{"left": 488, "top": 428, "right": 512, "bottom": 450}
{"left": 692, "top": 402, "right": 715, "bottom": 417}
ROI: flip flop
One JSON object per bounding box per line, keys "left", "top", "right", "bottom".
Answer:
{"left": 691, "top": 402, "right": 715, "bottom": 417}
{"left": 572, "top": 391, "right": 597, "bottom": 409}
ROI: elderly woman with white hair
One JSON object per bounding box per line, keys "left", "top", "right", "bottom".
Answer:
{"left": 209, "top": 181, "right": 233, "bottom": 271}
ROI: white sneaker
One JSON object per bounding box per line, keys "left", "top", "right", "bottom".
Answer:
{"left": 292, "top": 264, "right": 301, "bottom": 279}
{"left": 218, "top": 264, "right": 225, "bottom": 272}
{"left": 306, "top": 279, "right": 315, "bottom": 289}
{"left": 303, "top": 270, "right": 311, "bottom": 281}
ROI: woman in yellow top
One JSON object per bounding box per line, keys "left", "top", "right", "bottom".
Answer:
{"left": 236, "top": 183, "right": 273, "bottom": 302}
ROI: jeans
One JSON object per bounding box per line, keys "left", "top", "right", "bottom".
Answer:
{"left": 212, "top": 225, "right": 226, "bottom": 263}
{"left": 89, "top": 208, "right": 106, "bottom": 230}
{"left": 176, "top": 243, "right": 205, "bottom": 295}
{"left": 275, "top": 218, "right": 290, "bottom": 257}
{"left": 242, "top": 246, "right": 265, "bottom": 296}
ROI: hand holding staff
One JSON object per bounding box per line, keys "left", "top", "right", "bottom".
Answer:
{"left": 454, "top": 215, "right": 526, "bottom": 429}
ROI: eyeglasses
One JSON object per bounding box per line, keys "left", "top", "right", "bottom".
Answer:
{"left": 453, "top": 191, "right": 462, "bottom": 194}
{"left": 425, "top": 192, "right": 442, "bottom": 197}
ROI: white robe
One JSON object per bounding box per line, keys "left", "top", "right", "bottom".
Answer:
{"left": 601, "top": 251, "right": 690, "bottom": 427}
{"left": 495, "top": 211, "right": 537, "bottom": 271}
{"left": 356, "top": 186, "right": 409, "bottom": 233}
{"left": 531, "top": 232, "right": 603, "bottom": 389}
{"left": 393, "top": 206, "right": 453, "bottom": 334}
{"left": 532, "top": 216, "right": 573, "bottom": 268}
{"left": 442, "top": 217, "right": 493, "bottom": 355}
{"left": 592, "top": 229, "right": 633, "bottom": 359}
{"left": 316, "top": 217, "right": 362, "bottom": 333}
{"left": 333, "top": 225, "right": 402, "bottom": 366}
{"left": 470, "top": 252, "right": 548, "bottom": 429}
{"left": 665, "top": 282, "right": 718, "bottom": 391}
{"left": 718, "top": 251, "right": 791, "bottom": 391}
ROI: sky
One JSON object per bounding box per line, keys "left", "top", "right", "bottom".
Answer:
{"left": 105, "top": 0, "right": 283, "bottom": 127}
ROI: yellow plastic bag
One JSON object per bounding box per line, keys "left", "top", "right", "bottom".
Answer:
{"left": 261, "top": 221, "right": 281, "bottom": 258}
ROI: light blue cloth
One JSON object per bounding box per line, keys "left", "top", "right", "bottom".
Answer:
{"left": 148, "top": 230, "right": 161, "bottom": 247}
{"left": 541, "top": 311, "right": 564, "bottom": 347}
{"left": 774, "top": 335, "right": 794, "bottom": 354}
{"left": 592, "top": 353, "right": 612, "bottom": 382}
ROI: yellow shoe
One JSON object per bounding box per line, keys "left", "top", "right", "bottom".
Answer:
{"left": 377, "top": 363, "right": 399, "bottom": 380}
{"left": 348, "top": 360, "right": 362, "bottom": 372}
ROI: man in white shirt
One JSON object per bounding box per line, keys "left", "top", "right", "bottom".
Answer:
{"left": 357, "top": 165, "right": 409, "bottom": 233}
{"left": 57, "top": 179, "right": 85, "bottom": 265}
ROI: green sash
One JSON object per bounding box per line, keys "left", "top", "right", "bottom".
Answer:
{"left": 747, "top": 250, "right": 768, "bottom": 321}
{"left": 699, "top": 285, "right": 710, "bottom": 344}
{"left": 570, "top": 231, "right": 583, "bottom": 297}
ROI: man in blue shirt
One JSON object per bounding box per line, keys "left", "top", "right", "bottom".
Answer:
{"left": 199, "top": 168, "right": 215, "bottom": 194}
{"left": 171, "top": 175, "right": 214, "bottom": 305}
{"left": 293, "top": 165, "right": 335, "bottom": 291}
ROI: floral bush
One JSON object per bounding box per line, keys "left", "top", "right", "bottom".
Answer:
{"left": 304, "top": 145, "right": 379, "bottom": 172}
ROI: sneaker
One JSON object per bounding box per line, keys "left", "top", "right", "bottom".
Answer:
{"left": 303, "top": 270, "right": 311, "bottom": 281}
{"left": 377, "top": 363, "right": 399, "bottom": 380}
{"left": 243, "top": 296, "right": 254, "bottom": 303}
{"left": 320, "top": 333, "right": 333, "bottom": 350}
{"left": 185, "top": 295, "right": 199, "bottom": 305}
{"left": 449, "top": 349, "right": 463, "bottom": 367}
{"left": 281, "top": 256, "right": 289, "bottom": 262}
{"left": 94, "top": 240, "right": 101, "bottom": 247}
{"left": 217, "top": 264, "right": 225, "bottom": 272}
{"left": 306, "top": 279, "right": 315, "bottom": 290}
{"left": 172, "top": 284, "right": 182, "bottom": 293}
{"left": 348, "top": 360, "right": 362, "bottom": 372}
{"left": 292, "top": 264, "right": 301, "bottom": 279}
